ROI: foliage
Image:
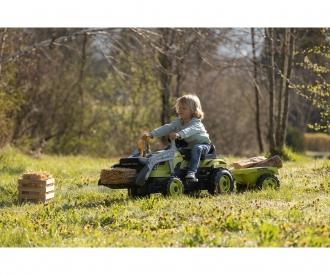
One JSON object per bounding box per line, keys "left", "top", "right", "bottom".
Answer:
{"left": 280, "top": 146, "right": 303, "bottom": 162}
{"left": 293, "top": 44, "right": 330, "bottom": 132}
{"left": 0, "top": 147, "right": 329, "bottom": 247}
{"left": 0, "top": 28, "right": 328, "bottom": 157}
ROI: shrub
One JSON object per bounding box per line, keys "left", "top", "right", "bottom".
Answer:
{"left": 281, "top": 146, "right": 302, "bottom": 162}
{"left": 285, "top": 126, "right": 305, "bottom": 152}
{"left": 304, "top": 133, "right": 330, "bottom": 152}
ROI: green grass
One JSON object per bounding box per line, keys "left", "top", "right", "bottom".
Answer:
{"left": 0, "top": 146, "right": 329, "bottom": 247}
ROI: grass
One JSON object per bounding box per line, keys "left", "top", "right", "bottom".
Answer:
{"left": 0, "top": 146, "right": 329, "bottom": 247}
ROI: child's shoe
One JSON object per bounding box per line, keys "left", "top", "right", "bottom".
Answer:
{"left": 185, "top": 171, "right": 197, "bottom": 180}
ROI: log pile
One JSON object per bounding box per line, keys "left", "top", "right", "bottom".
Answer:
{"left": 18, "top": 172, "right": 55, "bottom": 203}
{"left": 232, "top": 155, "right": 283, "bottom": 169}
{"left": 100, "top": 167, "right": 136, "bottom": 185}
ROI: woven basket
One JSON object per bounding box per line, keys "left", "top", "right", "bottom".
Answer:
{"left": 100, "top": 167, "right": 136, "bottom": 185}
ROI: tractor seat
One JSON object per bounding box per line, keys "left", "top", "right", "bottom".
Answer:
{"left": 179, "top": 144, "right": 217, "bottom": 160}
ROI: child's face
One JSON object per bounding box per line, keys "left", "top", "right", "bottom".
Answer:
{"left": 177, "top": 103, "right": 193, "bottom": 121}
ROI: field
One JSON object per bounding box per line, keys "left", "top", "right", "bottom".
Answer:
{"left": 0, "top": 146, "right": 329, "bottom": 247}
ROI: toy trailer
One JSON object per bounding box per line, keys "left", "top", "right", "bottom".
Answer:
{"left": 231, "top": 166, "right": 280, "bottom": 192}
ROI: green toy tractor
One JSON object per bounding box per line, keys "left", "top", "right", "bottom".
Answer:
{"left": 98, "top": 139, "right": 280, "bottom": 197}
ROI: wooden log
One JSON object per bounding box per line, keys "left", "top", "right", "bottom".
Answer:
{"left": 232, "top": 155, "right": 282, "bottom": 169}
{"left": 100, "top": 167, "right": 136, "bottom": 185}
{"left": 232, "top": 156, "right": 267, "bottom": 169}
{"left": 18, "top": 184, "right": 55, "bottom": 193}
{"left": 18, "top": 177, "right": 55, "bottom": 186}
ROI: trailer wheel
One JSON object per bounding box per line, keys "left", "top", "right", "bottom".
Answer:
{"left": 256, "top": 174, "right": 280, "bottom": 190}
{"left": 209, "top": 169, "right": 234, "bottom": 195}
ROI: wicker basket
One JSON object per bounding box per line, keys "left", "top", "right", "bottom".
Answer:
{"left": 100, "top": 167, "right": 136, "bottom": 185}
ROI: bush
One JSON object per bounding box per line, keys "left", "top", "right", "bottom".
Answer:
{"left": 281, "top": 146, "right": 302, "bottom": 162}
{"left": 286, "top": 126, "right": 305, "bottom": 152}
{"left": 304, "top": 133, "right": 330, "bottom": 152}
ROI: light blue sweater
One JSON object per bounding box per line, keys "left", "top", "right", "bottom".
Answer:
{"left": 150, "top": 118, "right": 211, "bottom": 148}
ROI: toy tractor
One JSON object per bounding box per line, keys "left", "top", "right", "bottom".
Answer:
{"left": 98, "top": 138, "right": 234, "bottom": 197}
{"left": 98, "top": 138, "right": 281, "bottom": 198}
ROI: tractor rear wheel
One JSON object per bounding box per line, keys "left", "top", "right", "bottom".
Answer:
{"left": 208, "top": 169, "right": 234, "bottom": 195}
{"left": 164, "top": 177, "right": 184, "bottom": 197}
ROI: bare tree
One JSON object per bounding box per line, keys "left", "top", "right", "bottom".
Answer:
{"left": 158, "top": 29, "right": 176, "bottom": 126}
{"left": 251, "top": 28, "right": 264, "bottom": 153}
{"left": 265, "top": 28, "right": 276, "bottom": 154}
{"left": 278, "top": 29, "right": 296, "bottom": 149}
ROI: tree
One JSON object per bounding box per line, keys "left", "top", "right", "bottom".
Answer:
{"left": 265, "top": 28, "right": 276, "bottom": 154}
{"left": 251, "top": 28, "right": 264, "bottom": 153}
{"left": 264, "top": 28, "right": 296, "bottom": 156}
{"left": 293, "top": 43, "right": 330, "bottom": 132}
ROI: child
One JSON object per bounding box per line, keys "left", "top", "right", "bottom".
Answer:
{"left": 143, "top": 94, "right": 211, "bottom": 180}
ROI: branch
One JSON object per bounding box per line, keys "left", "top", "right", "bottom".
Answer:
{"left": 0, "top": 28, "right": 109, "bottom": 65}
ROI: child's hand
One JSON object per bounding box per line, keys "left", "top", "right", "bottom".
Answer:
{"left": 141, "top": 132, "right": 153, "bottom": 140}
{"left": 169, "top": 132, "right": 179, "bottom": 140}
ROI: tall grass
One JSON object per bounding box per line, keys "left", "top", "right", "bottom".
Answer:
{"left": 0, "top": 146, "right": 329, "bottom": 247}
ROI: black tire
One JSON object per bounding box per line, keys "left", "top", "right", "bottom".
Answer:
{"left": 256, "top": 174, "right": 280, "bottom": 190}
{"left": 163, "top": 177, "right": 184, "bottom": 197}
{"left": 208, "top": 169, "right": 234, "bottom": 195}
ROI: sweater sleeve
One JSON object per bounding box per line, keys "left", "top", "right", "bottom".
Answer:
{"left": 177, "top": 119, "right": 205, "bottom": 139}
{"left": 150, "top": 119, "right": 179, "bottom": 138}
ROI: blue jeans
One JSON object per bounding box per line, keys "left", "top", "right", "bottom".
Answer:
{"left": 188, "top": 144, "right": 211, "bottom": 173}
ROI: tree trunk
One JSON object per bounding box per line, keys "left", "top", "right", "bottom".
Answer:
{"left": 158, "top": 29, "right": 175, "bottom": 126}
{"left": 279, "top": 29, "right": 296, "bottom": 149}
{"left": 251, "top": 28, "right": 264, "bottom": 153}
{"left": 276, "top": 28, "right": 290, "bottom": 149}
{"left": 76, "top": 33, "right": 88, "bottom": 153}
{"left": 265, "top": 28, "right": 276, "bottom": 154}
{"left": 0, "top": 28, "right": 7, "bottom": 77}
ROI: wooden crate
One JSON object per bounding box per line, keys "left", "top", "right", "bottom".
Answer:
{"left": 18, "top": 174, "right": 55, "bottom": 204}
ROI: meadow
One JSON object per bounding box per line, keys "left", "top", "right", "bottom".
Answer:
{"left": 0, "top": 146, "right": 329, "bottom": 247}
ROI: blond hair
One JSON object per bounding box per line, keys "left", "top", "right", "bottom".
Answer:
{"left": 175, "top": 94, "right": 204, "bottom": 120}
